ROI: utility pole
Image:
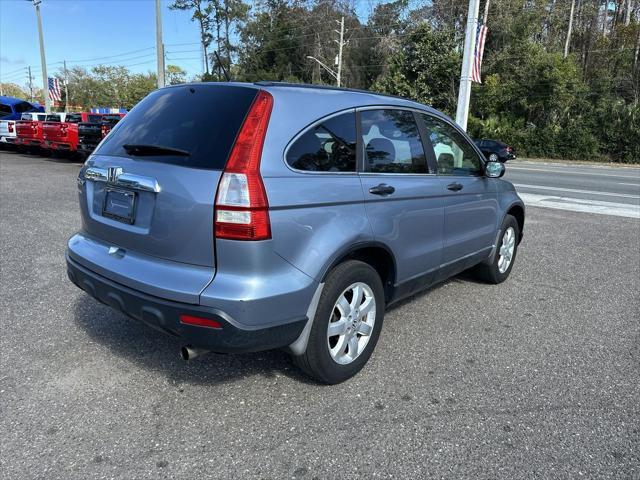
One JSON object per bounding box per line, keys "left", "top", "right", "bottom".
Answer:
{"left": 28, "top": 66, "right": 34, "bottom": 101}
{"left": 63, "top": 60, "right": 69, "bottom": 112}
{"left": 455, "top": 0, "right": 481, "bottom": 131}
{"left": 155, "top": 0, "right": 165, "bottom": 88}
{"left": 334, "top": 16, "right": 345, "bottom": 88}
{"left": 307, "top": 16, "right": 347, "bottom": 87}
{"left": 32, "top": 0, "right": 51, "bottom": 112}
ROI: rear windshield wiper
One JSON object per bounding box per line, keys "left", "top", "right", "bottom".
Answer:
{"left": 122, "top": 144, "right": 190, "bottom": 156}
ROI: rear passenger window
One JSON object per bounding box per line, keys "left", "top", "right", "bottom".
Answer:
{"left": 286, "top": 112, "right": 356, "bottom": 172}
{"left": 360, "top": 109, "right": 427, "bottom": 174}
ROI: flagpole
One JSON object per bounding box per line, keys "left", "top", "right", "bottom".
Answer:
{"left": 64, "top": 60, "right": 69, "bottom": 113}
{"left": 455, "top": 0, "right": 481, "bottom": 131}
{"left": 483, "top": 0, "right": 490, "bottom": 26}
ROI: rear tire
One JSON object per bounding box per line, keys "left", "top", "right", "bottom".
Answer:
{"left": 473, "top": 214, "right": 519, "bottom": 284}
{"left": 293, "top": 260, "right": 385, "bottom": 384}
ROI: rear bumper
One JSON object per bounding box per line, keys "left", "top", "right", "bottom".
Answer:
{"left": 0, "top": 136, "right": 17, "bottom": 144}
{"left": 16, "top": 138, "right": 44, "bottom": 147}
{"left": 45, "top": 141, "right": 74, "bottom": 151}
{"left": 66, "top": 253, "right": 307, "bottom": 353}
{"left": 78, "top": 141, "right": 100, "bottom": 153}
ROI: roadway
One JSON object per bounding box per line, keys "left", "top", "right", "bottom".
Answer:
{"left": 504, "top": 160, "right": 640, "bottom": 218}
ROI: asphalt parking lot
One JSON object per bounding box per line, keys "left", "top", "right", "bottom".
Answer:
{"left": 1, "top": 151, "right": 638, "bottom": 479}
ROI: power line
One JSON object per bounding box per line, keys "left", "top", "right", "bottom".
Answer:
{"left": 64, "top": 46, "right": 155, "bottom": 64}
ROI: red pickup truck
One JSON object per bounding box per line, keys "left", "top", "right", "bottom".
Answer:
{"left": 43, "top": 112, "right": 103, "bottom": 153}
{"left": 15, "top": 112, "right": 48, "bottom": 149}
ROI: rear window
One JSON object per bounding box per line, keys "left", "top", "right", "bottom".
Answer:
{"left": 88, "top": 115, "right": 102, "bottom": 123}
{"left": 14, "top": 102, "right": 34, "bottom": 113}
{"left": 97, "top": 85, "right": 258, "bottom": 169}
{"left": 46, "top": 114, "right": 61, "bottom": 122}
{"left": 102, "top": 115, "right": 122, "bottom": 124}
{"left": 0, "top": 104, "right": 11, "bottom": 117}
{"left": 65, "top": 114, "right": 82, "bottom": 123}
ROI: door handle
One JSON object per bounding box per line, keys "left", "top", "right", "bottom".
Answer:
{"left": 447, "top": 182, "right": 463, "bottom": 192}
{"left": 369, "top": 184, "right": 395, "bottom": 196}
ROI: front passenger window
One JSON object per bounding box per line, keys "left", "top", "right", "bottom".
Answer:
{"left": 420, "top": 115, "right": 483, "bottom": 176}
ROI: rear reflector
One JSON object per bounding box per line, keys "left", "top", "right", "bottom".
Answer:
{"left": 179, "top": 314, "right": 222, "bottom": 329}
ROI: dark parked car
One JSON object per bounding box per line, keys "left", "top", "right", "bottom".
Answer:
{"left": 474, "top": 138, "right": 516, "bottom": 162}
{"left": 77, "top": 114, "right": 125, "bottom": 157}
{"left": 67, "top": 82, "right": 525, "bottom": 384}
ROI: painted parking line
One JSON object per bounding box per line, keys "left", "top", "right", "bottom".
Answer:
{"left": 519, "top": 193, "right": 640, "bottom": 219}
{"left": 508, "top": 166, "right": 640, "bottom": 179}
{"left": 514, "top": 183, "right": 640, "bottom": 199}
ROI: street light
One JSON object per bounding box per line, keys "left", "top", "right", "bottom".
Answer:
{"left": 306, "top": 56, "right": 339, "bottom": 86}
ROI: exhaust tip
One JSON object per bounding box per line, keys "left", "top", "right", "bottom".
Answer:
{"left": 180, "top": 345, "right": 209, "bottom": 361}
{"left": 180, "top": 346, "right": 190, "bottom": 361}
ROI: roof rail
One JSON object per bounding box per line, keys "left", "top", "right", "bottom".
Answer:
{"left": 253, "top": 81, "right": 418, "bottom": 103}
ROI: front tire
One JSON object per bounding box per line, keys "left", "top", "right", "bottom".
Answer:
{"left": 293, "top": 260, "right": 385, "bottom": 384}
{"left": 473, "top": 214, "right": 520, "bottom": 284}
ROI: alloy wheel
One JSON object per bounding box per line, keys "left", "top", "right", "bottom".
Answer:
{"left": 498, "top": 226, "right": 516, "bottom": 273}
{"left": 327, "top": 282, "right": 376, "bottom": 365}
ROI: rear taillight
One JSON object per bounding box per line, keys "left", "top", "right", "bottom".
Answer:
{"left": 101, "top": 125, "right": 109, "bottom": 137}
{"left": 215, "top": 90, "right": 273, "bottom": 241}
{"left": 8, "top": 122, "right": 13, "bottom": 133}
{"left": 506, "top": 146, "right": 513, "bottom": 152}
{"left": 61, "top": 124, "right": 68, "bottom": 136}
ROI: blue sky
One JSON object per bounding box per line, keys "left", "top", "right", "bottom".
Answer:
{"left": 0, "top": 0, "right": 205, "bottom": 89}
{"left": 0, "top": 0, "right": 389, "bottom": 91}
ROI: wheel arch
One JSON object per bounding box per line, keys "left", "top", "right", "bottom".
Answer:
{"left": 319, "top": 241, "right": 397, "bottom": 304}
{"left": 506, "top": 203, "right": 525, "bottom": 243}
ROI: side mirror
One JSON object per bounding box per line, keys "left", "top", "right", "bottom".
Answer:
{"left": 485, "top": 160, "right": 505, "bottom": 178}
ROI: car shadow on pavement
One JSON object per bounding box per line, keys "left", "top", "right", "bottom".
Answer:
{"left": 385, "top": 273, "right": 483, "bottom": 313}
{"left": 72, "top": 297, "right": 318, "bottom": 387}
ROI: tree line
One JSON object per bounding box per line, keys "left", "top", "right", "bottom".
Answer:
{"left": 3, "top": 0, "right": 638, "bottom": 162}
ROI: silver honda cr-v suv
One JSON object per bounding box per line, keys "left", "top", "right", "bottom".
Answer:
{"left": 66, "top": 82, "right": 524, "bottom": 384}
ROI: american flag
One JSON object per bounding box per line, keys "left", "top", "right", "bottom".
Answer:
{"left": 48, "top": 77, "right": 62, "bottom": 102}
{"left": 471, "top": 24, "right": 488, "bottom": 83}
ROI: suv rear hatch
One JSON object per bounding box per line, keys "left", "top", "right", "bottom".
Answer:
{"left": 74, "top": 84, "right": 259, "bottom": 300}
